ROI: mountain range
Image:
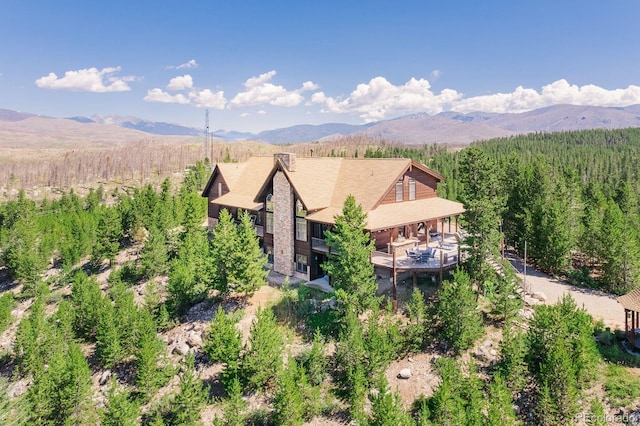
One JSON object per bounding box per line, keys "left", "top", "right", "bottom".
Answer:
{"left": 1, "top": 104, "right": 640, "bottom": 148}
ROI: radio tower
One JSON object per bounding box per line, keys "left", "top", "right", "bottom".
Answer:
{"left": 204, "top": 109, "right": 211, "bottom": 161}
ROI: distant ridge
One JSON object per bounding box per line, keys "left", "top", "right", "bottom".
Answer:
{"left": 2, "top": 104, "right": 640, "bottom": 146}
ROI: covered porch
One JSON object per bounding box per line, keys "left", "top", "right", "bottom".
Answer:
{"left": 618, "top": 288, "right": 640, "bottom": 351}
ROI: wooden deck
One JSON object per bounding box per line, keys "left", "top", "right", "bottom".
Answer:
{"left": 371, "top": 233, "right": 461, "bottom": 273}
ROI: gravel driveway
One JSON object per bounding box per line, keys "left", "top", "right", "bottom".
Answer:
{"left": 506, "top": 252, "right": 625, "bottom": 330}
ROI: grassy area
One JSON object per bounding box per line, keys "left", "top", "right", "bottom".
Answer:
{"left": 603, "top": 364, "right": 640, "bottom": 408}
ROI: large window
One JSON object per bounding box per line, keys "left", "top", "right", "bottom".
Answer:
{"left": 409, "top": 178, "right": 416, "bottom": 200}
{"left": 266, "top": 194, "right": 274, "bottom": 234}
{"left": 295, "top": 200, "right": 307, "bottom": 241}
{"left": 395, "top": 179, "right": 403, "bottom": 202}
{"left": 295, "top": 254, "right": 308, "bottom": 274}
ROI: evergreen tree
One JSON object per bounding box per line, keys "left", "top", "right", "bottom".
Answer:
{"left": 210, "top": 209, "right": 239, "bottom": 295}
{"left": 204, "top": 306, "right": 243, "bottom": 385}
{"left": 167, "top": 227, "right": 211, "bottom": 315}
{"left": 242, "top": 307, "right": 284, "bottom": 391}
{"left": 369, "top": 376, "right": 414, "bottom": 426}
{"left": 231, "top": 210, "right": 268, "bottom": 295}
{"left": 486, "top": 374, "right": 520, "bottom": 426}
{"left": 3, "top": 215, "right": 45, "bottom": 295}
{"left": 27, "top": 343, "right": 96, "bottom": 425}
{"left": 134, "top": 311, "right": 166, "bottom": 400}
{"left": 95, "top": 298, "right": 124, "bottom": 368}
{"left": 140, "top": 224, "right": 168, "bottom": 279}
{"left": 490, "top": 260, "right": 524, "bottom": 324}
{"left": 598, "top": 200, "right": 640, "bottom": 294}
{"left": 297, "top": 328, "right": 327, "bottom": 386}
{"left": 458, "top": 147, "right": 505, "bottom": 287}
{"left": 101, "top": 379, "right": 139, "bottom": 426}
{"left": 219, "top": 375, "right": 247, "bottom": 426}
{"left": 272, "top": 360, "right": 305, "bottom": 426}
{"left": 322, "top": 195, "right": 379, "bottom": 314}
{"left": 435, "top": 269, "right": 483, "bottom": 353}
{"left": 171, "top": 353, "right": 208, "bottom": 426}
{"left": 404, "top": 288, "right": 427, "bottom": 353}
{"left": 70, "top": 271, "right": 103, "bottom": 340}
{"left": 91, "top": 206, "right": 122, "bottom": 268}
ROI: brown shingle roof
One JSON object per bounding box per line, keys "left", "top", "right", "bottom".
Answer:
{"left": 211, "top": 157, "right": 274, "bottom": 210}
{"left": 306, "top": 197, "right": 465, "bottom": 230}
{"left": 618, "top": 287, "right": 640, "bottom": 312}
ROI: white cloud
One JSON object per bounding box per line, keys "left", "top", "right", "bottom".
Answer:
{"left": 240, "top": 112, "right": 251, "bottom": 118}
{"left": 314, "top": 76, "right": 462, "bottom": 122}
{"left": 452, "top": 79, "right": 640, "bottom": 114}
{"left": 258, "top": 110, "right": 266, "bottom": 115}
{"left": 189, "top": 89, "right": 226, "bottom": 109}
{"left": 167, "top": 75, "right": 193, "bottom": 91}
{"left": 166, "top": 59, "right": 199, "bottom": 70}
{"left": 35, "top": 66, "right": 136, "bottom": 92}
{"left": 430, "top": 69, "right": 442, "bottom": 79}
{"left": 143, "top": 88, "right": 189, "bottom": 104}
{"left": 229, "top": 70, "right": 317, "bottom": 108}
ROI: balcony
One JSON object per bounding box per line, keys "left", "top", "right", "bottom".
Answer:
{"left": 254, "top": 225, "right": 264, "bottom": 238}
{"left": 311, "top": 237, "right": 329, "bottom": 253}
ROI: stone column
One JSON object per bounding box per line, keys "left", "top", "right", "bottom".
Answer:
{"left": 273, "top": 171, "right": 294, "bottom": 276}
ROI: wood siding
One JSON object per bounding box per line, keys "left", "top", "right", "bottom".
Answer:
{"left": 207, "top": 174, "right": 230, "bottom": 218}
{"left": 379, "top": 169, "right": 438, "bottom": 205}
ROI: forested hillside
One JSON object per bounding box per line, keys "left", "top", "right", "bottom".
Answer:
{"left": 0, "top": 129, "right": 640, "bottom": 425}
{"left": 366, "top": 127, "right": 640, "bottom": 294}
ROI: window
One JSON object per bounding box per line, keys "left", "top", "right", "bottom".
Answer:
{"left": 266, "top": 194, "right": 274, "bottom": 212}
{"left": 395, "top": 179, "right": 403, "bottom": 202}
{"left": 217, "top": 182, "right": 222, "bottom": 197}
{"left": 295, "top": 200, "right": 307, "bottom": 241}
{"left": 409, "top": 178, "right": 416, "bottom": 200}
{"left": 266, "top": 194, "right": 274, "bottom": 234}
{"left": 266, "top": 212, "right": 274, "bottom": 234}
{"left": 265, "top": 246, "right": 274, "bottom": 264}
{"left": 295, "top": 254, "right": 308, "bottom": 274}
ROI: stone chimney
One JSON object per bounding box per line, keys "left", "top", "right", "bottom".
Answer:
{"left": 274, "top": 152, "right": 296, "bottom": 172}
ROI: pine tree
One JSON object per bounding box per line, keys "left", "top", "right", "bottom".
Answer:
{"left": 322, "top": 195, "right": 379, "bottom": 314}
{"left": 231, "top": 210, "right": 268, "bottom": 295}
{"left": 204, "top": 306, "right": 242, "bottom": 368}
{"left": 210, "top": 209, "right": 239, "bottom": 295}
{"left": 172, "top": 353, "right": 208, "bottom": 426}
{"left": 101, "top": 379, "right": 139, "bottom": 426}
{"left": 219, "top": 375, "right": 246, "bottom": 426}
{"left": 3, "top": 215, "right": 46, "bottom": 295}
{"left": 70, "top": 271, "right": 103, "bottom": 339}
{"left": 273, "top": 360, "right": 305, "bottom": 426}
{"left": 96, "top": 298, "right": 123, "bottom": 368}
{"left": 140, "top": 225, "right": 168, "bottom": 279}
{"left": 486, "top": 374, "right": 520, "bottom": 426}
{"left": 242, "top": 307, "right": 284, "bottom": 391}
{"left": 404, "top": 288, "right": 427, "bottom": 353}
{"left": 458, "top": 147, "right": 505, "bottom": 287}
{"left": 369, "top": 376, "right": 414, "bottom": 426}
{"left": 435, "top": 269, "right": 483, "bottom": 353}
{"left": 91, "top": 206, "right": 122, "bottom": 268}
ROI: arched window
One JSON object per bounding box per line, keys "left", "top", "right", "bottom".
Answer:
{"left": 295, "top": 200, "right": 307, "bottom": 241}
{"left": 266, "top": 194, "right": 274, "bottom": 234}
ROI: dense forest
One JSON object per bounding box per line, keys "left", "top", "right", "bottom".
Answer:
{"left": 366, "top": 128, "right": 640, "bottom": 295}
{"left": 0, "top": 128, "right": 639, "bottom": 425}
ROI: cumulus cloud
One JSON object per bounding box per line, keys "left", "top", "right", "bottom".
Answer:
{"left": 189, "top": 89, "right": 226, "bottom": 109}
{"left": 166, "top": 74, "right": 193, "bottom": 91}
{"left": 312, "top": 76, "right": 462, "bottom": 122}
{"left": 453, "top": 79, "right": 640, "bottom": 114}
{"left": 240, "top": 112, "right": 251, "bottom": 118}
{"left": 35, "top": 66, "right": 136, "bottom": 92}
{"left": 229, "top": 70, "right": 317, "bottom": 108}
{"left": 143, "top": 88, "right": 190, "bottom": 104}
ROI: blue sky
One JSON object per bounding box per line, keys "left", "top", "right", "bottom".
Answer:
{"left": 2, "top": 1, "right": 639, "bottom": 133}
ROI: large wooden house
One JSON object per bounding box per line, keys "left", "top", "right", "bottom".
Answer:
{"left": 202, "top": 153, "right": 465, "bottom": 281}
